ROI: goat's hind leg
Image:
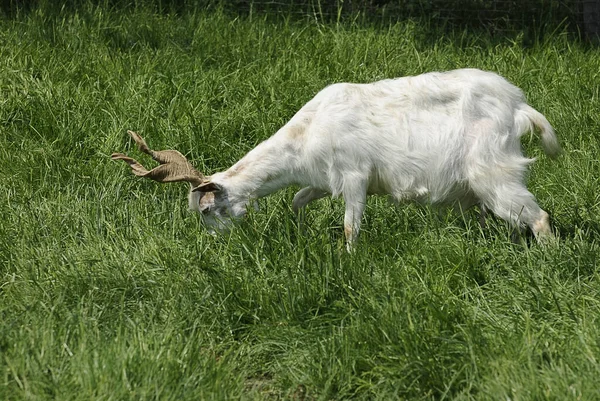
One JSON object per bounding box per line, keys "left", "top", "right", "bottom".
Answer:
{"left": 474, "top": 181, "right": 553, "bottom": 242}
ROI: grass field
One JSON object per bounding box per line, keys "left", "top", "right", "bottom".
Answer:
{"left": 1, "top": 2, "right": 600, "bottom": 400}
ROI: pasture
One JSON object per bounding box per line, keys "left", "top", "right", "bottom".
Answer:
{"left": 1, "top": 3, "right": 599, "bottom": 399}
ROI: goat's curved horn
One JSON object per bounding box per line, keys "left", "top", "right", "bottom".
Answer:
{"left": 111, "top": 130, "right": 205, "bottom": 187}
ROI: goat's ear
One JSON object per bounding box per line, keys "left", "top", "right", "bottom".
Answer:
{"left": 192, "top": 181, "right": 223, "bottom": 193}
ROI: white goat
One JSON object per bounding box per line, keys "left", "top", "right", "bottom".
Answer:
{"left": 113, "top": 68, "right": 561, "bottom": 249}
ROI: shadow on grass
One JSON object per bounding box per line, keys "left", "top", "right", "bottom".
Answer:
{"left": 0, "top": 0, "right": 591, "bottom": 47}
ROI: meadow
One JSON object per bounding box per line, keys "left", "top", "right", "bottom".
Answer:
{"left": 1, "top": 2, "right": 599, "bottom": 399}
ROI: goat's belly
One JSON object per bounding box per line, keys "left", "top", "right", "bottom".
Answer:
{"left": 367, "top": 175, "right": 429, "bottom": 200}
{"left": 369, "top": 172, "right": 470, "bottom": 205}
{"left": 389, "top": 186, "right": 430, "bottom": 202}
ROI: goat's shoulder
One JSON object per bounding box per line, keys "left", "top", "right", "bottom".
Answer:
{"left": 311, "top": 81, "right": 366, "bottom": 103}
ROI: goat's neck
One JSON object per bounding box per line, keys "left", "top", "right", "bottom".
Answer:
{"left": 215, "top": 133, "right": 300, "bottom": 202}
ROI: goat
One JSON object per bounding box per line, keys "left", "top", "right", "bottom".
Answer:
{"left": 112, "top": 68, "right": 561, "bottom": 250}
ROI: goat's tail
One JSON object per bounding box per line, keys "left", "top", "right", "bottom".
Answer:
{"left": 516, "top": 104, "right": 562, "bottom": 159}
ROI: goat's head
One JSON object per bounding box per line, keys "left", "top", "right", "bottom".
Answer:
{"left": 112, "top": 131, "right": 244, "bottom": 233}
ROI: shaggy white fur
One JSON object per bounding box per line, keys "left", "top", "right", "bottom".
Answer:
{"left": 189, "top": 68, "right": 561, "bottom": 249}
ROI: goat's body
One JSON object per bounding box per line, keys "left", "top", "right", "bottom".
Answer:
{"left": 281, "top": 69, "right": 551, "bottom": 200}
{"left": 186, "top": 69, "right": 560, "bottom": 247}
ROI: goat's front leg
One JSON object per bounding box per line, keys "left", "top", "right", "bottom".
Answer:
{"left": 343, "top": 180, "right": 368, "bottom": 252}
{"left": 292, "top": 187, "right": 329, "bottom": 214}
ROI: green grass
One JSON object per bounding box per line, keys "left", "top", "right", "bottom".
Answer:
{"left": 1, "top": 3, "right": 600, "bottom": 400}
